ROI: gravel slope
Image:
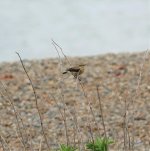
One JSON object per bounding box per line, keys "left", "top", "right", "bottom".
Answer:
{"left": 0, "top": 52, "right": 150, "bottom": 150}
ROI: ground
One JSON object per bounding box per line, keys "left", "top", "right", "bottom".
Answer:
{"left": 0, "top": 52, "right": 150, "bottom": 150}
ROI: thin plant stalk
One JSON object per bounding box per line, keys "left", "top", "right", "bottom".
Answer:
{"left": 79, "top": 81, "right": 101, "bottom": 136}
{"left": 130, "top": 50, "right": 148, "bottom": 150}
{"left": 60, "top": 90, "right": 70, "bottom": 146}
{"left": 50, "top": 94, "right": 69, "bottom": 146}
{"left": 0, "top": 135, "right": 12, "bottom": 151}
{"left": 51, "top": 42, "right": 84, "bottom": 149}
{"left": 96, "top": 85, "right": 107, "bottom": 139}
{"left": 52, "top": 40, "right": 84, "bottom": 147}
{"left": 0, "top": 137, "right": 6, "bottom": 151}
{"left": 52, "top": 42, "right": 63, "bottom": 72}
{"left": 123, "top": 96, "right": 127, "bottom": 151}
{"left": 1, "top": 81, "right": 34, "bottom": 151}
{"left": 89, "top": 97, "right": 101, "bottom": 136}
{"left": 57, "top": 91, "right": 83, "bottom": 149}
{"left": 72, "top": 105, "right": 84, "bottom": 151}
{"left": 127, "top": 125, "right": 131, "bottom": 150}
{"left": 0, "top": 82, "right": 27, "bottom": 150}
{"left": 51, "top": 43, "right": 70, "bottom": 146}
{"left": 88, "top": 124, "right": 95, "bottom": 144}
{"left": 38, "top": 137, "right": 43, "bottom": 151}
{"left": 124, "top": 88, "right": 131, "bottom": 150}
{"left": 52, "top": 39, "right": 72, "bottom": 66}
{"left": 52, "top": 42, "right": 101, "bottom": 142}
{"left": 16, "top": 52, "right": 50, "bottom": 150}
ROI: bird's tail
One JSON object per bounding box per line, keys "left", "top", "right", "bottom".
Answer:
{"left": 63, "top": 71, "right": 68, "bottom": 74}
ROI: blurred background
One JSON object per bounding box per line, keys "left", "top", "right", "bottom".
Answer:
{"left": 0, "top": 0, "right": 149, "bottom": 62}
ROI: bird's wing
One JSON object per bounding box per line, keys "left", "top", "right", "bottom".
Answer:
{"left": 67, "top": 67, "right": 80, "bottom": 72}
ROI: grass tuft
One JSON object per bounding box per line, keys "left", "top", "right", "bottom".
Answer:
{"left": 86, "top": 137, "right": 114, "bottom": 151}
{"left": 58, "top": 144, "right": 77, "bottom": 151}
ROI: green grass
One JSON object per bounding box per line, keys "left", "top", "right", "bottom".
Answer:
{"left": 86, "top": 137, "right": 114, "bottom": 151}
{"left": 57, "top": 137, "right": 114, "bottom": 151}
{"left": 58, "top": 144, "right": 77, "bottom": 151}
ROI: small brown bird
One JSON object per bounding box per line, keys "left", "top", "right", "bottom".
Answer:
{"left": 63, "top": 64, "right": 86, "bottom": 79}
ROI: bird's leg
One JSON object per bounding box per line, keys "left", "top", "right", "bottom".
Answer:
{"left": 76, "top": 71, "right": 81, "bottom": 81}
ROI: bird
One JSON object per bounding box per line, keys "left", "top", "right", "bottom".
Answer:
{"left": 63, "top": 64, "right": 86, "bottom": 79}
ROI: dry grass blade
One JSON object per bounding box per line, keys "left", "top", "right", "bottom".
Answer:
{"left": 0, "top": 135, "right": 12, "bottom": 151}
{"left": 50, "top": 93, "right": 83, "bottom": 150}
{"left": 60, "top": 90, "right": 70, "bottom": 146}
{"left": 38, "top": 137, "right": 43, "bottom": 151}
{"left": 16, "top": 52, "right": 50, "bottom": 150}
{"left": 52, "top": 42, "right": 101, "bottom": 145}
{"left": 52, "top": 41, "right": 63, "bottom": 72}
{"left": 96, "top": 85, "right": 107, "bottom": 139}
{"left": 123, "top": 96, "right": 127, "bottom": 151}
{"left": 0, "top": 82, "right": 27, "bottom": 150}
{"left": 51, "top": 41, "right": 71, "bottom": 145}
{"left": 72, "top": 105, "right": 84, "bottom": 151}
{"left": 51, "top": 39, "right": 71, "bottom": 66}
{"left": 60, "top": 86, "right": 70, "bottom": 145}
{"left": 49, "top": 93, "right": 69, "bottom": 145}
{"left": 130, "top": 50, "right": 149, "bottom": 150}
{"left": 88, "top": 124, "right": 95, "bottom": 144}
{"left": 78, "top": 81, "right": 101, "bottom": 137}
